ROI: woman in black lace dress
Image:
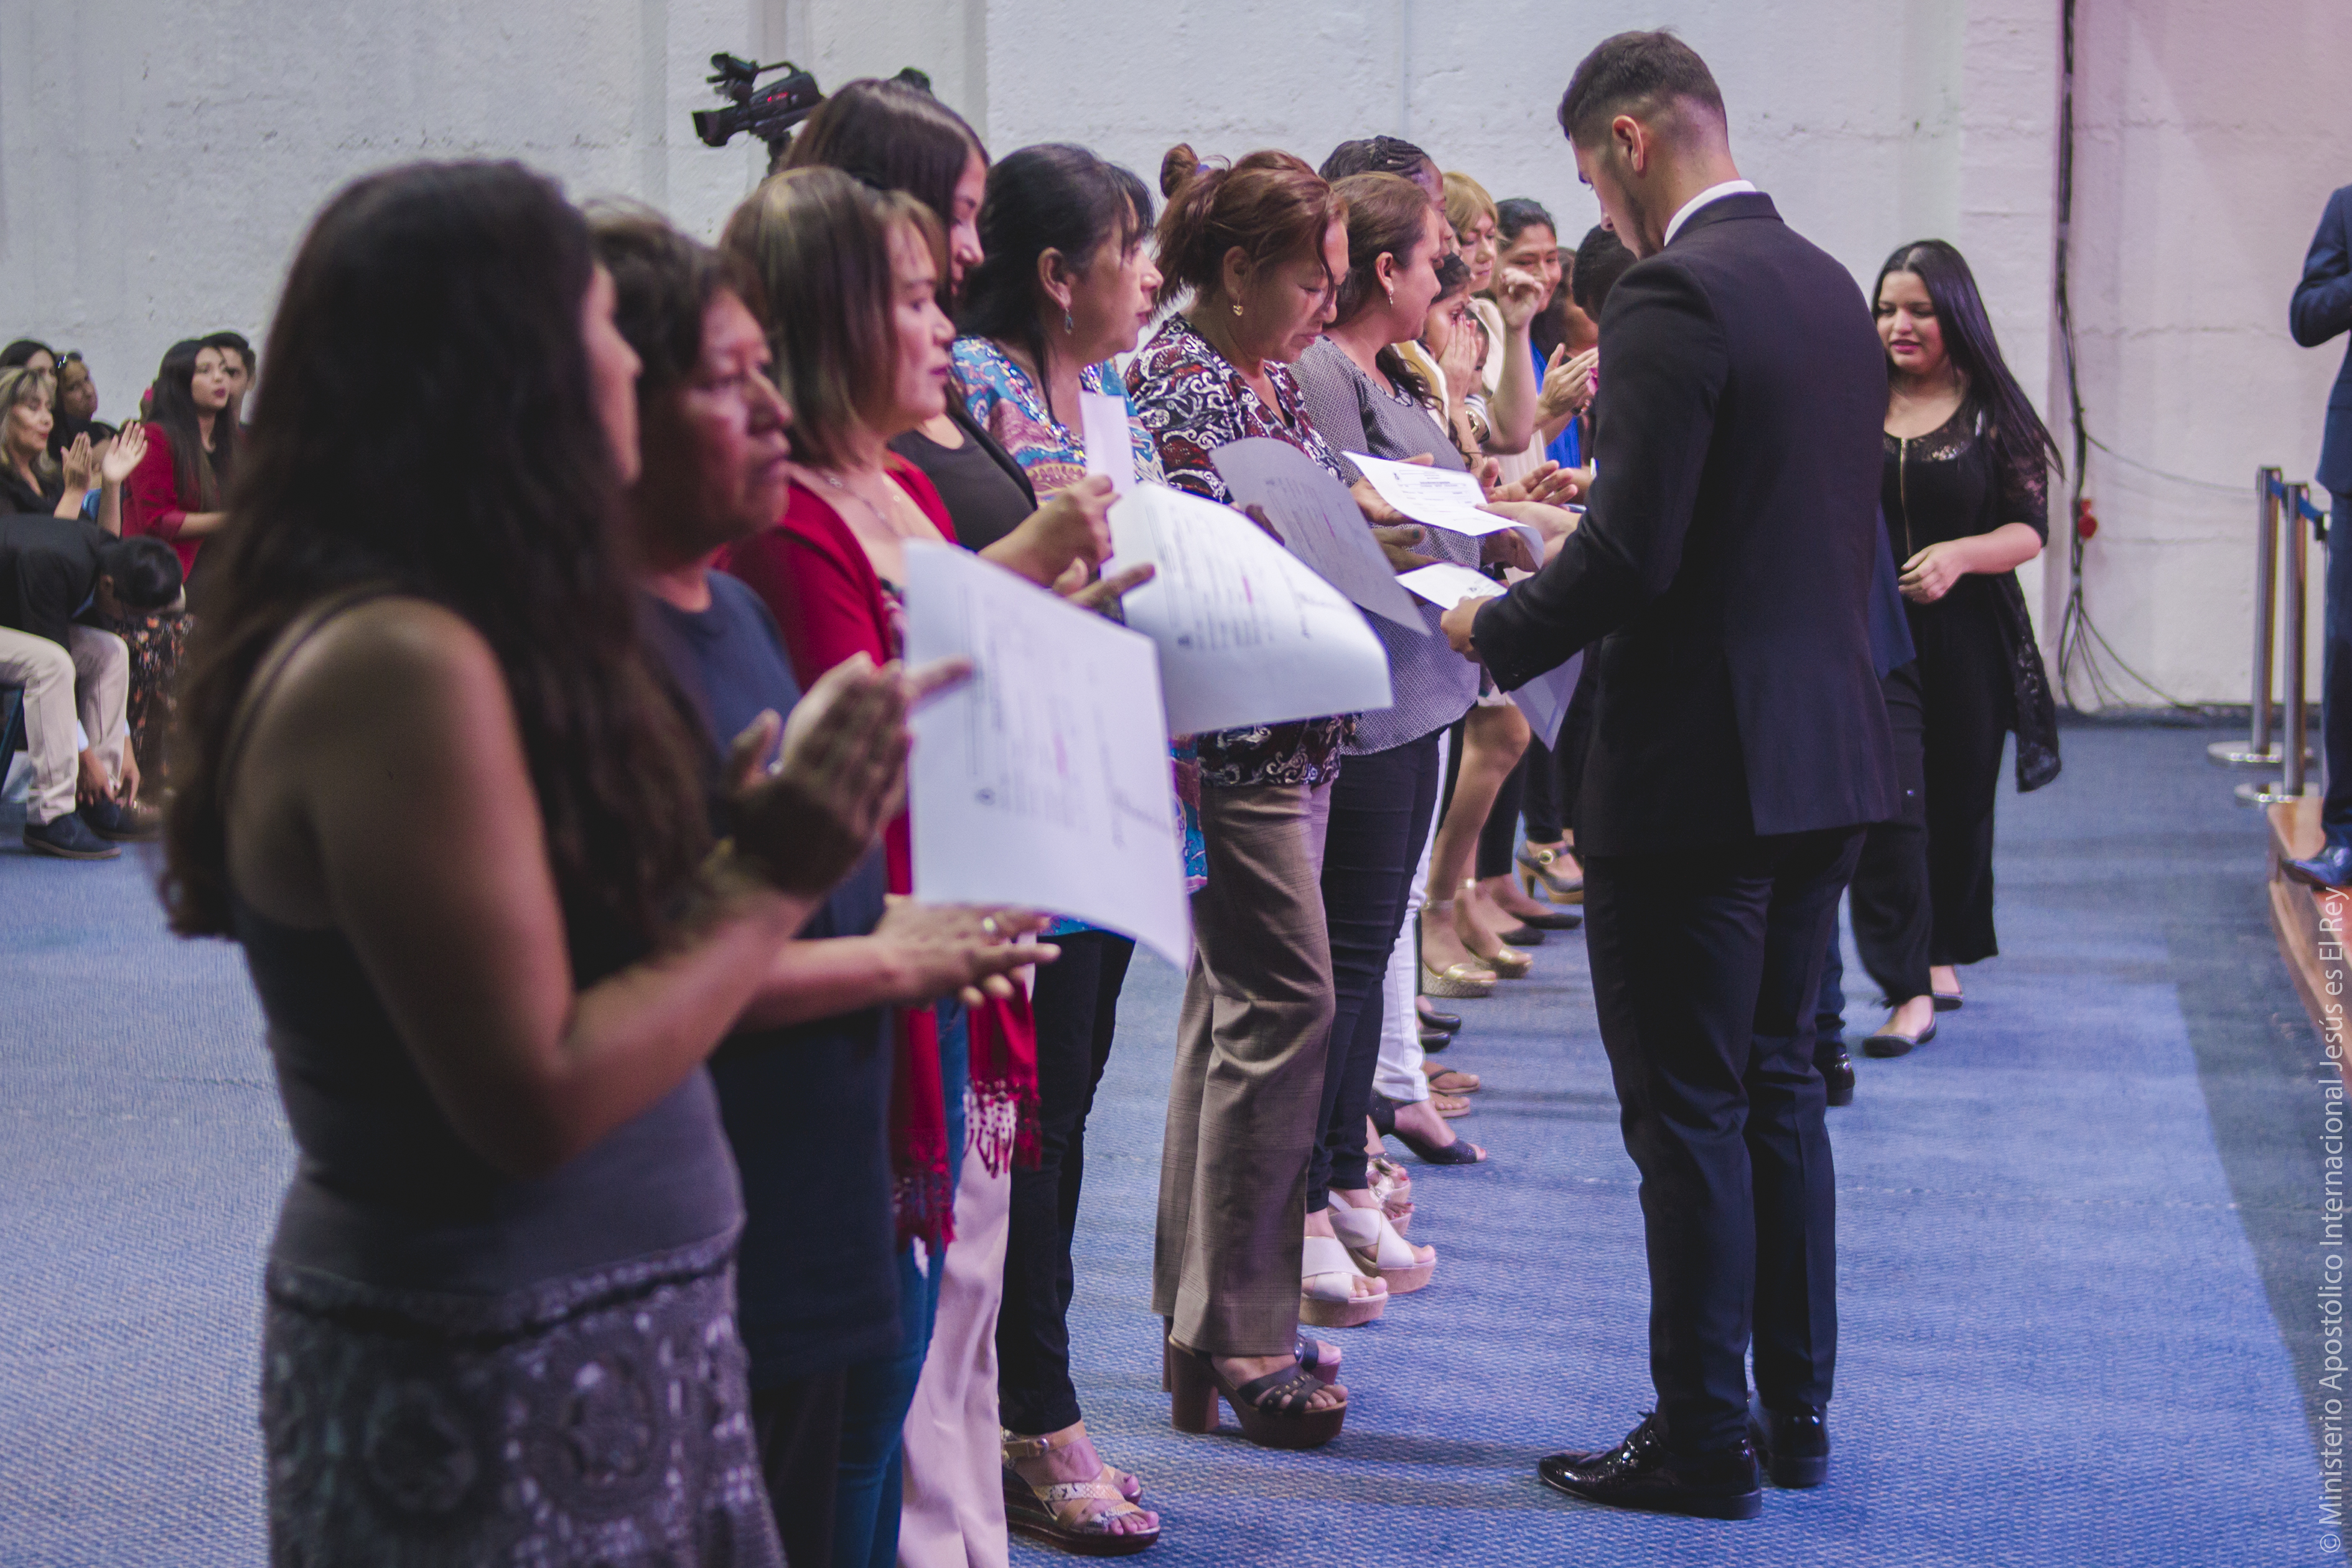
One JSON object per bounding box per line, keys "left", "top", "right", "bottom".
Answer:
{"left": 1850, "top": 240, "right": 2061, "bottom": 1057}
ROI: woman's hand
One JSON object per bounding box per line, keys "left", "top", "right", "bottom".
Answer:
{"left": 1440, "top": 595, "right": 1483, "bottom": 655}
{"left": 58, "top": 434, "right": 95, "bottom": 491}
{"left": 874, "top": 898, "right": 1058, "bottom": 1007}
{"left": 1478, "top": 499, "right": 1580, "bottom": 552}
{"left": 1898, "top": 541, "right": 1969, "bottom": 604}
{"left": 1373, "top": 524, "right": 1435, "bottom": 574}
{"left": 987, "top": 474, "right": 1117, "bottom": 587}
{"left": 725, "top": 653, "right": 928, "bottom": 895}
{"left": 1493, "top": 265, "right": 1547, "bottom": 332}
{"left": 1480, "top": 530, "right": 1536, "bottom": 573}
{"left": 1437, "top": 315, "right": 1482, "bottom": 403}
{"left": 101, "top": 422, "right": 147, "bottom": 487}
{"left": 1059, "top": 560, "right": 1157, "bottom": 616}
{"left": 1536, "top": 346, "right": 1598, "bottom": 425}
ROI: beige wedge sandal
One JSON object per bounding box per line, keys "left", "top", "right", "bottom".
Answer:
{"left": 1002, "top": 1424, "right": 1160, "bottom": 1557}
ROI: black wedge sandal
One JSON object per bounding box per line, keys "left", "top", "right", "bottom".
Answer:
{"left": 1167, "top": 1342, "right": 1346, "bottom": 1449}
{"left": 1371, "top": 1093, "right": 1486, "bottom": 1165}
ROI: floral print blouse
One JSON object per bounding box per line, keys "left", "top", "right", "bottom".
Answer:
{"left": 1124, "top": 313, "right": 1355, "bottom": 789}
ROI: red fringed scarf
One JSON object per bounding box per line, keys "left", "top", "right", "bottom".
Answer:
{"left": 889, "top": 991, "right": 1040, "bottom": 1250}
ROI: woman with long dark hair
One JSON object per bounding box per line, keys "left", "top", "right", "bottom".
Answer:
{"left": 123, "top": 337, "right": 236, "bottom": 579}
{"left": 1849, "top": 238, "right": 2061, "bottom": 1057}
{"left": 161, "top": 159, "right": 916, "bottom": 1563}
{"left": 951, "top": 140, "right": 1173, "bottom": 1555}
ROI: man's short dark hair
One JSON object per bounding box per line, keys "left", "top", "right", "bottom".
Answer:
{"left": 1557, "top": 30, "right": 1725, "bottom": 147}
{"left": 200, "top": 330, "right": 254, "bottom": 373}
{"left": 99, "top": 535, "right": 183, "bottom": 612}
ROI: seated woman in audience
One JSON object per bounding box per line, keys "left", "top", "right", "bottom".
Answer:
{"left": 1125, "top": 143, "right": 1361, "bottom": 1448}
{"left": 124, "top": 338, "right": 236, "bottom": 582}
{"left": 593, "top": 203, "right": 1048, "bottom": 1568}
{"left": 1292, "top": 171, "right": 1528, "bottom": 1300}
{"left": 49, "top": 353, "right": 118, "bottom": 463}
{"left": 951, "top": 140, "right": 1174, "bottom": 1554}
{"left": 0, "top": 365, "right": 104, "bottom": 520}
{"left": 0, "top": 340, "right": 56, "bottom": 373}
{"left": 159, "top": 157, "right": 924, "bottom": 1566}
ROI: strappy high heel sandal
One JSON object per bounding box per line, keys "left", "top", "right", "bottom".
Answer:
{"left": 1002, "top": 1424, "right": 1161, "bottom": 1557}
{"left": 1168, "top": 1342, "right": 1347, "bottom": 1449}
{"left": 1329, "top": 1201, "right": 1437, "bottom": 1294}
{"left": 1300, "top": 1231, "right": 1388, "bottom": 1326}
{"left": 1457, "top": 880, "right": 1533, "bottom": 979}
{"left": 1518, "top": 843, "right": 1584, "bottom": 904}
{"left": 1160, "top": 1323, "right": 1339, "bottom": 1390}
{"left": 1420, "top": 899, "right": 1498, "bottom": 997}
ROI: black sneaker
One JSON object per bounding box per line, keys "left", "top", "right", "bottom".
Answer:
{"left": 23, "top": 812, "right": 122, "bottom": 860}
{"left": 80, "top": 796, "right": 161, "bottom": 842}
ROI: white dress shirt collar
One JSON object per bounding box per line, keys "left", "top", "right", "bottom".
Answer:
{"left": 1661, "top": 179, "right": 1760, "bottom": 248}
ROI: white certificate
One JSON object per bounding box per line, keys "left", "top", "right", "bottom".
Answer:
{"left": 1079, "top": 390, "right": 1138, "bottom": 497}
{"left": 1107, "top": 481, "right": 1393, "bottom": 736}
{"left": 1397, "top": 561, "right": 1503, "bottom": 608}
{"left": 1210, "top": 437, "right": 1424, "bottom": 632}
{"left": 901, "top": 542, "right": 1191, "bottom": 968}
{"left": 1507, "top": 652, "right": 1580, "bottom": 750}
{"left": 1348, "top": 451, "right": 1517, "bottom": 536}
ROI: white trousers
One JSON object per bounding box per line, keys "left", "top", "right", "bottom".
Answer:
{"left": 1373, "top": 729, "right": 1445, "bottom": 1104}
{"left": 0, "top": 624, "right": 126, "bottom": 825}
{"left": 897, "top": 1136, "right": 1012, "bottom": 1568}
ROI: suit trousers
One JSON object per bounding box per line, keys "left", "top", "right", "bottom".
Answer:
{"left": 0, "top": 623, "right": 128, "bottom": 825}
{"left": 1308, "top": 733, "right": 1444, "bottom": 1204}
{"left": 1584, "top": 826, "right": 1864, "bottom": 1454}
{"left": 1845, "top": 660, "right": 1934, "bottom": 1006}
{"left": 997, "top": 930, "right": 1136, "bottom": 1435}
{"left": 1154, "top": 778, "right": 1335, "bottom": 1357}
{"left": 2325, "top": 495, "right": 2352, "bottom": 849}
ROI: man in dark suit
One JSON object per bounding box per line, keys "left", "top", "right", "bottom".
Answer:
{"left": 1440, "top": 31, "right": 1894, "bottom": 1519}
{"left": 2285, "top": 185, "right": 2352, "bottom": 889}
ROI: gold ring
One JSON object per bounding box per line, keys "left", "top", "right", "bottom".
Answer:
{"left": 981, "top": 916, "right": 1001, "bottom": 940}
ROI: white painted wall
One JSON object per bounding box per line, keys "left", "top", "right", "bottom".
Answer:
{"left": 2, "top": 0, "right": 2339, "bottom": 705}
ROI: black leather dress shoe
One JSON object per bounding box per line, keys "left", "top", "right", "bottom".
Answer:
{"left": 1748, "top": 1401, "right": 1829, "bottom": 1488}
{"left": 1816, "top": 1043, "right": 1855, "bottom": 1107}
{"left": 1536, "top": 1414, "right": 1762, "bottom": 1520}
{"left": 2287, "top": 844, "right": 2352, "bottom": 891}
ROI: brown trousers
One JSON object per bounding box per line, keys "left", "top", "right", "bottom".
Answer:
{"left": 1152, "top": 778, "right": 1335, "bottom": 1357}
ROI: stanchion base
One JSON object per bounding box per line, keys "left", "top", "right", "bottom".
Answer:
{"left": 2209, "top": 740, "right": 2311, "bottom": 768}
{"left": 2236, "top": 780, "right": 2321, "bottom": 807}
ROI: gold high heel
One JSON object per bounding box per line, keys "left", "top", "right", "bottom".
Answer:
{"left": 1458, "top": 880, "right": 1533, "bottom": 979}
{"left": 1517, "top": 842, "right": 1584, "bottom": 905}
{"left": 1419, "top": 899, "right": 1498, "bottom": 996}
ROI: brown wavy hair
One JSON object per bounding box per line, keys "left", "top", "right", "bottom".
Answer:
{"left": 1152, "top": 146, "right": 1339, "bottom": 311}
{"left": 161, "top": 161, "right": 708, "bottom": 946}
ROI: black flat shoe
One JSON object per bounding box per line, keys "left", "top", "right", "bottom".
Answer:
{"left": 1416, "top": 1003, "right": 1462, "bottom": 1034}
{"left": 1932, "top": 991, "right": 1964, "bottom": 1012}
{"left": 1508, "top": 906, "right": 1583, "bottom": 931}
{"left": 1370, "top": 1093, "right": 1486, "bottom": 1165}
{"left": 1537, "top": 1414, "right": 1761, "bottom": 1521}
{"left": 1862, "top": 1020, "right": 1935, "bottom": 1058}
{"left": 1419, "top": 1028, "right": 1454, "bottom": 1053}
{"left": 1748, "top": 1401, "right": 1829, "bottom": 1489}
{"left": 1495, "top": 923, "right": 1550, "bottom": 947}
{"left": 1816, "top": 1043, "right": 1854, "bottom": 1106}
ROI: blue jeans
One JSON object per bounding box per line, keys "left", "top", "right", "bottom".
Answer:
{"left": 2325, "top": 492, "right": 2352, "bottom": 849}
{"left": 831, "top": 1002, "right": 968, "bottom": 1568}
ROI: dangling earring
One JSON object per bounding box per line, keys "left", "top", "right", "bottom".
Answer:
{"left": 1382, "top": 279, "right": 1395, "bottom": 304}
{"left": 1063, "top": 310, "right": 1075, "bottom": 333}
{"left": 1231, "top": 300, "right": 1244, "bottom": 317}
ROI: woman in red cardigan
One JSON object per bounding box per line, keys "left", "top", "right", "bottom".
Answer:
{"left": 717, "top": 166, "right": 1117, "bottom": 1568}
{"left": 123, "top": 338, "right": 236, "bottom": 580}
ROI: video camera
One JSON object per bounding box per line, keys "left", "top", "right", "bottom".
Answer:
{"left": 691, "top": 54, "right": 825, "bottom": 158}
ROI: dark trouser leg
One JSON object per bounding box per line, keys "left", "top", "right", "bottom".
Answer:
{"left": 1584, "top": 828, "right": 1860, "bottom": 1454}
{"left": 833, "top": 1242, "right": 940, "bottom": 1568}
{"left": 1478, "top": 750, "right": 1528, "bottom": 879}
{"left": 1555, "top": 658, "right": 1599, "bottom": 834}
{"left": 1847, "top": 660, "right": 1934, "bottom": 1004}
{"left": 752, "top": 1368, "right": 849, "bottom": 1568}
{"left": 1915, "top": 609, "right": 2010, "bottom": 967}
{"left": 999, "top": 930, "right": 1135, "bottom": 1436}
{"left": 1522, "top": 734, "right": 1564, "bottom": 844}
{"left": 1309, "top": 734, "right": 1443, "bottom": 1202}
{"left": 1814, "top": 920, "right": 1846, "bottom": 1050}
{"left": 2326, "top": 493, "right": 2352, "bottom": 849}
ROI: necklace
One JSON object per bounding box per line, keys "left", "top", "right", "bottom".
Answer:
{"left": 814, "top": 467, "right": 919, "bottom": 539}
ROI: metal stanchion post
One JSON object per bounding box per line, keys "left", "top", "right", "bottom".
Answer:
{"left": 2239, "top": 479, "right": 2318, "bottom": 806}
{"left": 2213, "top": 467, "right": 2290, "bottom": 766}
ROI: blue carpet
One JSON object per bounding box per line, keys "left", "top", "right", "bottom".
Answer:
{"left": 0, "top": 727, "right": 2333, "bottom": 1565}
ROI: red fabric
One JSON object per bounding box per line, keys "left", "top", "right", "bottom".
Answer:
{"left": 122, "top": 427, "right": 200, "bottom": 579}
{"left": 717, "top": 456, "right": 1040, "bottom": 1246}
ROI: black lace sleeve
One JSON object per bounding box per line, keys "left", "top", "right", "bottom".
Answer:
{"left": 1994, "top": 435, "right": 2051, "bottom": 541}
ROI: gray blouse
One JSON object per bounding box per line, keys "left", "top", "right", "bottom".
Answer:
{"left": 1291, "top": 336, "right": 1484, "bottom": 755}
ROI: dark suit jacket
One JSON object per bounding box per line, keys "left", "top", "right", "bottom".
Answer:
{"left": 2294, "top": 184, "right": 2352, "bottom": 497}
{"left": 0, "top": 512, "right": 107, "bottom": 649}
{"left": 1472, "top": 192, "right": 1895, "bottom": 856}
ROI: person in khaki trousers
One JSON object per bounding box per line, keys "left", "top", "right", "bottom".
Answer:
{"left": 0, "top": 520, "right": 180, "bottom": 857}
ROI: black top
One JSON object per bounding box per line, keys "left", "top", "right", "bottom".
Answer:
{"left": 2295, "top": 184, "right": 2352, "bottom": 493}
{"left": 0, "top": 513, "right": 106, "bottom": 646}
{"left": 1882, "top": 405, "right": 2048, "bottom": 623}
{"left": 889, "top": 399, "right": 1035, "bottom": 554}
{"left": 1472, "top": 192, "right": 1897, "bottom": 853}
{"left": 0, "top": 463, "right": 63, "bottom": 518}
{"left": 642, "top": 570, "right": 900, "bottom": 1384}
